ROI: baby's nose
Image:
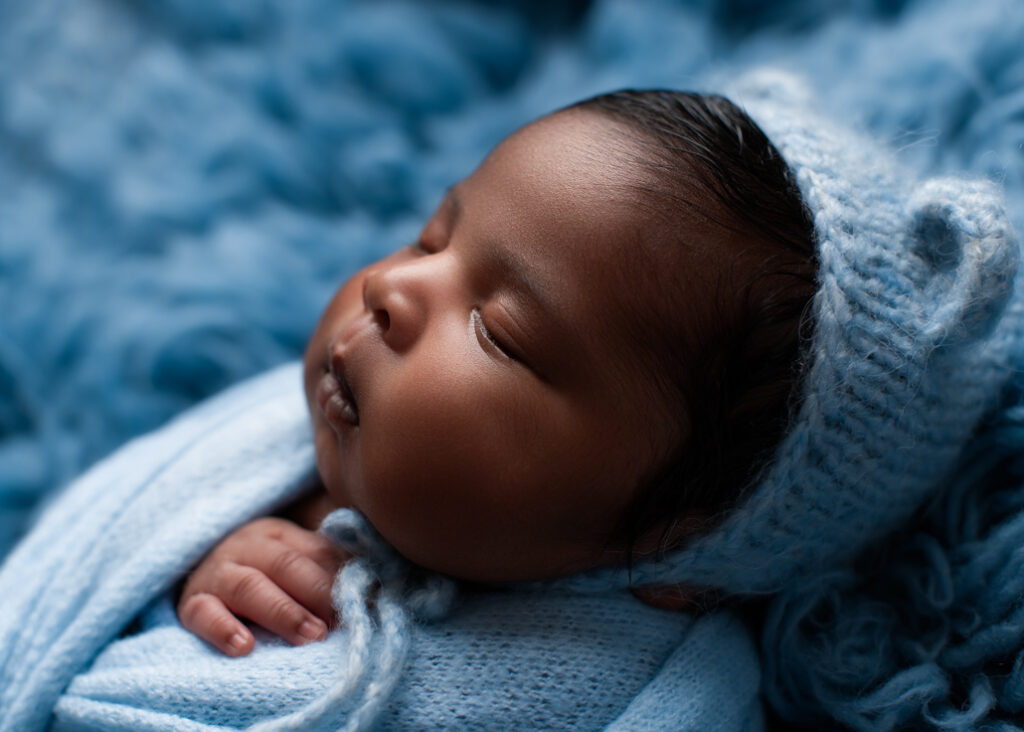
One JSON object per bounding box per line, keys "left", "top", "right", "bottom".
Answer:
{"left": 362, "top": 265, "right": 424, "bottom": 352}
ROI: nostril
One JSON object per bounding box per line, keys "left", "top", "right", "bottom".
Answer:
{"left": 373, "top": 308, "right": 390, "bottom": 332}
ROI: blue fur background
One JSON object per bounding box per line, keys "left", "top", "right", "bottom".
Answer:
{"left": 2, "top": 1, "right": 1023, "bottom": 728}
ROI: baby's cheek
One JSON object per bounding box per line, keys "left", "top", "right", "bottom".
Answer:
{"left": 353, "top": 413, "right": 505, "bottom": 571}
{"left": 312, "top": 425, "right": 347, "bottom": 506}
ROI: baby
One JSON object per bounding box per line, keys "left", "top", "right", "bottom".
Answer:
{"left": 175, "top": 88, "right": 818, "bottom": 656}
{"left": 2, "top": 71, "right": 1016, "bottom": 731}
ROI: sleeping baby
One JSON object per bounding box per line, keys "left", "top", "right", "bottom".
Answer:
{"left": 1, "top": 70, "right": 1017, "bottom": 731}
{"left": 176, "top": 83, "right": 820, "bottom": 657}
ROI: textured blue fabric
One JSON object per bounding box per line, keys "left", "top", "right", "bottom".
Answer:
{"left": 3, "top": 1, "right": 1024, "bottom": 730}
{"left": 0, "top": 363, "right": 762, "bottom": 731}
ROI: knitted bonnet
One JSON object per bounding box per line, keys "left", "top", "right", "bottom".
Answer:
{"left": 576, "top": 70, "right": 1024, "bottom": 596}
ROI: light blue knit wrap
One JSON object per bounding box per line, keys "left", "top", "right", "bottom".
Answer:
{"left": 567, "top": 70, "right": 1022, "bottom": 596}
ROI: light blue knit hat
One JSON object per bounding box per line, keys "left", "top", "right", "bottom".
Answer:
{"left": 572, "top": 70, "right": 1023, "bottom": 596}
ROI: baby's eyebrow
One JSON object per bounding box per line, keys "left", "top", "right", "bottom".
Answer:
{"left": 447, "top": 185, "right": 575, "bottom": 351}
{"left": 447, "top": 186, "right": 540, "bottom": 301}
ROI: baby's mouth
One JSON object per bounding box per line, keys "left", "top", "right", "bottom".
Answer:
{"left": 316, "top": 362, "right": 359, "bottom": 429}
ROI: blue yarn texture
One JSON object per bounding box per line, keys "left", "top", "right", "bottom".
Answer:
{"left": 3, "top": 0, "right": 1024, "bottom": 729}
{"left": 741, "top": 74, "right": 1024, "bottom": 731}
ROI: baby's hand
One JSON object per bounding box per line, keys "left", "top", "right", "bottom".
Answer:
{"left": 177, "top": 517, "right": 346, "bottom": 657}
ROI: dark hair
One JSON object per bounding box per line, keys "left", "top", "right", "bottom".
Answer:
{"left": 570, "top": 90, "right": 818, "bottom": 557}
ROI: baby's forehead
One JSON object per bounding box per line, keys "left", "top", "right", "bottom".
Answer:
{"left": 483, "top": 108, "right": 728, "bottom": 284}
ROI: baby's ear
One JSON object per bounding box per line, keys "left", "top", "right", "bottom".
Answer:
{"left": 631, "top": 583, "right": 696, "bottom": 611}
{"left": 908, "top": 177, "right": 1019, "bottom": 348}
{"left": 630, "top": 583, "right": 722, "bottom": 613}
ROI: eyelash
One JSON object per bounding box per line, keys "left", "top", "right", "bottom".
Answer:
{"left": 471, "top": 308, "right": 520, "bottom": 364}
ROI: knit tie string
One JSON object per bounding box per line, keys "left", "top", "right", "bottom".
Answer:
{"left": 250, "top": 508, "right": 457, "bottom": 732}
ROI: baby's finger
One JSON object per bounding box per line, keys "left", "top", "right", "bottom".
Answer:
{"left": 267, "top": 519, "right": 347, "bottom": 574}
{"left": 259, "top": 544, "right": 339, "bottom": 626}
{"left": 177, "top": 591, "right": 254, "bottom": 657}
{"left": 225, "top": 565, "right": 329, "bottom": 647}
{"left": 236, "top": 526, "right": 342, "bottom": 624}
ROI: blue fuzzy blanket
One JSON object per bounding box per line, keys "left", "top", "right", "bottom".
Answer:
{"left": 2, "top": 0, "right": 1024, "bottom": 728}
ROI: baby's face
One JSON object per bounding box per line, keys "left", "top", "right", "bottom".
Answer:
{"left": 304, "top": 110, "right": 680, "bottom": 581}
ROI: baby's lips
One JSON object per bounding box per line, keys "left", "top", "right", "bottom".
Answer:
{"left": 330, "top": 345, "right": 360, "bottom": 413}
{"left": 316, "top": 370, "right": 359, "bottom": 429}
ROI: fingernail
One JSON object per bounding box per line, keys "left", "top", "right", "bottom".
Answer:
{"left": 299, "top": 620, "right": 326, "bottom": 642}
{"left": 227, "top": 633, "right": 248, "bottom": 654}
